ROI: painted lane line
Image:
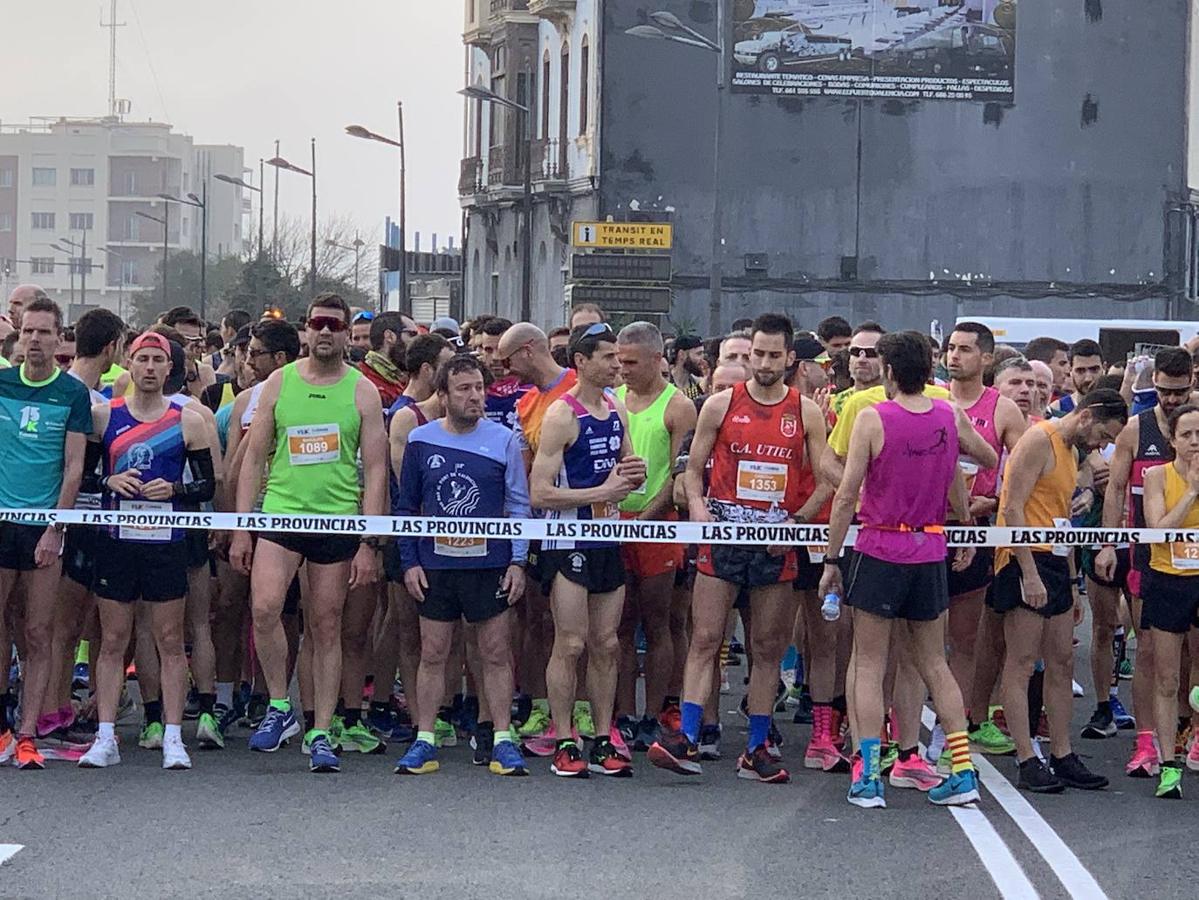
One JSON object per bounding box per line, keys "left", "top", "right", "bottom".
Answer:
{"left": 948, "top": 806, "right": 1041, "bottom": 900}
{"left": 973, "top": 754, "right": 1112, "bottom": 900}
{"left": 0, "top": 844, "right": 24, "bottom": 865}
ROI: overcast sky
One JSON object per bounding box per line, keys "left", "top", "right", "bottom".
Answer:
{"left": 0, "top": 0, "right": 463, "bottom": 251}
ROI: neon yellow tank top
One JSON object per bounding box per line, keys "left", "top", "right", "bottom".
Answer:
{"left": 616, "top": 382, "right": 677, "bottom": 514}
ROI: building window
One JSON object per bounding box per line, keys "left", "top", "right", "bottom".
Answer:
{"left": 541, "top": 52, "right": 551, "bottom": 140}
{"left": 579, "top": 38, "right": 590, "bottom": 135}
{"left": 69, "top": 257, "right": 93, "bottom": 276}
{"left": 559, "top": 42, "right": 570, "bottom": 158}
{"left": 70, "top": 168, "right": 95, "bottom": 187}
{"left": 30, "top": 257, "right": 55, "bottom": 275}
{"left": 126, "top": 216, "right": 140, "bottom": 241}
{"left": 32, "top": 167, "right": 56, "bottom": 187}
{"left": 69, "top": 212, "right": 94, "bottom": 231}
{"left": 121, "top": 259, "right": 137, "bottom": 285}
{"left": 31, "top": 212, "right": 56, "bottom": 230}
{"left": 0, "top": 213, "right": 11, "bottom": 232}
{"left": 0, "top": 169, "right": 13, "bottom": 188}
{"left": 124, "top": 171, "right": 137, "bottom": 195}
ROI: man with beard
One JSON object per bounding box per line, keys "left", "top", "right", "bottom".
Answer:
{"left": 830, "top": 322, "right": 885, "bottom": 418}
{"left": 358, "top": 311, "right": 419, "bottom": 409}
{"left": 669, "top": 334, "right": 706, "bottom": 401}
{"left": 1049, "top": 339, "right": 1105, "bottom": 416}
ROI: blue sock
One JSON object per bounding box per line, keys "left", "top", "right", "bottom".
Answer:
{"left": 748, "top": 714, "right": 771, "bottom": 751}
{"left": 860, "top": 737, "right": 881, "bottom": 781}
{"left": 681, "top": 702, "right": 703, "bottom": 742}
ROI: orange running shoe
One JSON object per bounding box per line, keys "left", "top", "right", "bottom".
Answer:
{"left": 14, "top": 734, "right": 45, "bottom": 770}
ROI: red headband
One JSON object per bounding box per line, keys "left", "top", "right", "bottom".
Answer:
{"left": 129, "top": 332, "right": 173, "bottom": 357}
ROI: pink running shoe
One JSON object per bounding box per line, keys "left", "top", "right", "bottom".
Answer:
{"left": 523, "top": 725, "right": 581, "bottom": 758}
{"left": 1125, "top": 731, "right": 1161, "bottom": 778}
{"left": 36, "top": 708, "right": 68, "bottom": 739}
{"left": 851, "top": 753, "right": 863, "bottom": 784}
{"left": 888, "top": 753, "right": 944, "bottom": 792}
{"left": 609, "top": 724, "right": 632, "bottom": 761}
{"left": 1186, "top": 735, "right": 1199, "bottom": 773}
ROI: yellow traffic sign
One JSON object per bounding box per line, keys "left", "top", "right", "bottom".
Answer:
{"left": 572, "top": 221, "right": 673, "bottom": 250}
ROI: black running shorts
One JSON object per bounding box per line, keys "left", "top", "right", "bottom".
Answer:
{"left": 1140, "top": 569, "right": 1199, "bottom": 635}
{"left": 0, "top": 521, "right": 45, "bottom": 572}
{"left": 988, "top": 554, "right": 1074, "bottom": 619}
{"left": 947, "top": 545, "right": 994, "bottom": 598}
{"left": 846, "top": 552, "right": 949, "bottom": 622}
{"left": 63, "top": 526, "right": 99, "bottom": 590}
{"left": 697, "top": 544, "right": 798, "bottom": 589}
{"left": 93, "top": 536, "right": 189, "bottom": 603}
{"left": 540, "top": 547, "right": 626, "bottom": 595}
{"left": 259, "top": 531, "right": 359, "bottom": 566}
{"left": 420, "top": 567, "right": 511, "bottom": 624}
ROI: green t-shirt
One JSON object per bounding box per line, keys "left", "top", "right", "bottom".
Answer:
{"left": 0, "top": 365, "right": 93, "bottom": 509}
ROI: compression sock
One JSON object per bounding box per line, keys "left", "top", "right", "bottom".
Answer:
{"left": 859, "top": 737, "right": 881, "bottom": 781}
{"left": 748, "top": 714, "right": 771, "bottom": 751}
{"left": 947, "top": 730, "right": 973, "bottom": 774}
{"left": 268, "top": 697, "right": 291, "bottom": 713}
{"left": 680, "top": 702, "right": 703, "bottom": 743}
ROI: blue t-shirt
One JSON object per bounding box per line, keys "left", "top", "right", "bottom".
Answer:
{"left": 396, "top": 418, "right": 530, "bottom": 571}
{"left": 0, "top": 365, "right": 92, "bottom": 509}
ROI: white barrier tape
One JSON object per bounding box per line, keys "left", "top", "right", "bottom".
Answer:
{"left": 0, "top": 508, "right": 1186, "bottom": 548}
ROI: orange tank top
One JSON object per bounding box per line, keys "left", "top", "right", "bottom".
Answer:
{"left": 995, "top": 419, "right": 1077, "bottom": 568}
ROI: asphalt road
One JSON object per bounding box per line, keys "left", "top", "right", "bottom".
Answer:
{"left": 1, "top": 611, "right": 1194, "bottom": 900}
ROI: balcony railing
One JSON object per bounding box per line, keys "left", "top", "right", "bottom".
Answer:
{"left": 489, "top": 0, "right": 529, "bottom": 17}
{"left": 531, "top": 138, "right": 565, "bottom": 181}
{"left": 487, "top": 145, "right": 522, "bottom": 188}
{"left": 459, "top": 157, "right": 483, "bottom": 196}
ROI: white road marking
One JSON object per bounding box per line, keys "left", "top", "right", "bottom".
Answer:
{"left": 0, "top": 844, "right": 24, "bottom": 865}
{"left": 948, "top": 806, "right": 1041, "bottom": 900}
{"left": 921, "top": 707, "right": 1111, "bottom": 900}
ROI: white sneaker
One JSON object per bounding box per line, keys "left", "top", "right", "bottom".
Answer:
{"left": 719, "top": 667, "right": 731, "bottom": 695}
{"left": 924, "top": 723, "right": 946, "bottom": 765}
{"left": 162, "top": 736, "right": 192, "bottom": 770}
{"left": 79, "top": 735, "right": 121, "bottom": 768}
{"left": 1072, "top": 679, "right": 1084, "bottom": 698}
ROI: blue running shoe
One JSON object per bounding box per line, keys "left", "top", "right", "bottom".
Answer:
{"left": 216, "top": 703, "right": 240, "bottom": 736}
{"left": 489, "top": 740, "right": 529, "bottom": 776}
{"left": 72, "top": 662, "right": 90, "bottom": 689}
{"left": 248, "top": 706, "right": 300, "bottom": 752}
{"left": 394, "top": 739, "right": 439, "bottom": 774}
{"left": 308, "top": 733, "right": 340, "bottom": 773}
{"left": 367, "top": 706, "right": 396, "bottom": 736}
{"left": 929, "top": 769, "right": 981, "bottom": 806}
{"left": 1109, "top": 694, "right": 1135, "bottom": 730}
{"left": 388, "top": 722, "right": 415, "bottom": 743}
{"left": 848, "top": 777, "right": 886, "bottom": 809}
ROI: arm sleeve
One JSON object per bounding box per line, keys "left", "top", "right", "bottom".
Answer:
{"left": 502, "top": 433, "right": 532, "bottom": 564}
{"left": 174, "top": 448, "right": 216, "bottom": 504}
{"left": 396, "top": 439, "right": 422, "bottom": 571}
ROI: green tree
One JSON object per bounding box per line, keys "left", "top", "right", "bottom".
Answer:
{"left": 136, "top": 250, "right": 245, "bottom": 326}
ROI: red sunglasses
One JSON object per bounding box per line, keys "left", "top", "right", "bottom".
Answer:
{"left": 307, "top": 316, "right": 347, "bottom": 333}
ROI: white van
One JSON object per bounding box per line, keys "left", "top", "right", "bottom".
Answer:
{"left": 948, "top": 316, "right": 1199, "bottom": 350}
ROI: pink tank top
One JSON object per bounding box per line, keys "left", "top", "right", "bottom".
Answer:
{"left": 961, "top": 386, "right": 1001, "bottom": 499}
{"left": 855, "top": 399, "right": 959, "bottom": 565}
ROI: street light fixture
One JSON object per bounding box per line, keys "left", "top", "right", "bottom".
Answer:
{"left": 346, "top": 103, "right": 407, "bottom": 312}
{"left": 325, "top": 236, "right": 366, "bottom": 295}
{"left": 215, "top": 158, "right": 266, "bottom": 260}
{"left": 135, "top": 208, "right": 170, "bottom": 310}
{"left": 158, "top": 185, "right": 208, "bottom": 320}
{"left": 457, "top": 85, "right": 533, "bottom": 322}
{"left": 628, "top": 5, "right": 727, "bottom": 334}
{"left": 267, "top": 141, "right": 318, "bottom": 298}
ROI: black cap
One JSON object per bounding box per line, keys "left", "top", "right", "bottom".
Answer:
{"left": 793, "top": 333, "right": 825, "bottom": 361}
{"left": 674, "top": 334, "right": 704, "bottom": 352}
{"left": 230, "top": 324, "right": 252, "bottom": 349}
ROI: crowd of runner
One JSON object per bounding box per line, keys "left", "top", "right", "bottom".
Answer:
{"left": 2, "top": 282, "right": 1198, "bottom": 808}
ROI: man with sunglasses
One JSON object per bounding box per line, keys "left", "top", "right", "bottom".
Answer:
{"left": 827, "top": 322, "right": 885, "bottom": 418}
{"left": 992, "top": 388, "right": 1127, "bottom": 794}
{"left": 357, "top": 311, "right": 418, "bottom": 410}
{"left": 230, "top": 292, "right": 387, "bottom": 773}
{"left": 1095, "top": 346, "right": 1195, "bottom": 777}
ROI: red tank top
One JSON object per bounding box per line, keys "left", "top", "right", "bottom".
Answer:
{"left": 961, "top": 386, "right": 1002, "bottom": 498}
{"left": 708, "top": 383, "right": 812, "bottom": 514}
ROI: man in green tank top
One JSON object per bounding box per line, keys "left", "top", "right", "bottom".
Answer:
{"left": 614, "top": 323, "right": 697, "bottom": 750}
{"left": 230, "top": 293, "right": 388, "bottom": 773}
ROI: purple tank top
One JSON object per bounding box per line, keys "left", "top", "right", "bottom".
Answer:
{"left": 855, "top": 399, "right": 959, "bottom": 565}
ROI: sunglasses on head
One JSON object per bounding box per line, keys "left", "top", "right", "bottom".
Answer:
{"left": 307, "top": 316, "right": 347, "bottom": 333}
{"left": 848, "top": 346, "right": 879, "bottom": 359}
{"left": 1155, "top": 383, "right": 1192, "bottom": 398}
{"left": 581, "top": 322, "right": 612, "bottom": 338}
{"left": 352, "top": 311, "right": 375, "bottom": 324}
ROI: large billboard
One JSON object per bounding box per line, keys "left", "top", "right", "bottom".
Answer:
{"left": 730, "top": 1, "right": 1016, "bottom": 102}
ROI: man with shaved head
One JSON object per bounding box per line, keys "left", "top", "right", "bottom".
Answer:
{"left": 8, "top": 284, "right": 49, "bottom": 330}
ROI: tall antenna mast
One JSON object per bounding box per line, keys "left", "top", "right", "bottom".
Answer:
{"left": 101, "top": 0, "right": 127, "bottom": 118}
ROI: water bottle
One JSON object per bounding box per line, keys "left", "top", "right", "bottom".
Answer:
{"left": 821, "top": 591, "right": 842, "bottom": 622}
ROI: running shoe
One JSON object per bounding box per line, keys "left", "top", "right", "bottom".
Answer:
{"left": 1187, "top": 738, "right": 1199, "bottom": 773}
{"left": 215, "top": 703, "right": 239, "bottom": 736}
{"left": 308, "top": 733, "right": 340, "bottom": 773}
{"left": 471, "top": 722, "right": 494, "bottom": 766}
{"left": 511, "top": 693, "right": 533, "bottom": 729}
{"left": 242, "top": 694, "right": 268, "bottom": 729}
{"left": 395, "top": 739, "right": 439, "bottom": 774}
{"left": 847, "top": 777, "right": 886, "bottom": 809}
{"left": 658, "top": 703, "right": 682, "bottom": 733}
{"left": 990, "top": 706, "right": 1010, "bottom": 736}
{"left": 589, "top": 737, "right": 633, "bottom": 777}
{"left": 1189, "top": 685, "right": 1199, "bottom": 714}
{"left": 1125, "top": 732, "right": 1161, "bottom": 778}
{"left": 615, "top": 715, "right": 638, "bottom": 749}
{"left": 196, "top": 712, "right": 225, "bottom": 750}
{"left": 969, "top": 720, "right": 1016, "bottom": 755}
{"left": 936, "top": 747, "right": 953, "bottom": 776}
{"left": 879, "top": 742, "right": 899, "bottom": 775}
{"left": 434, "top": 716, "right": 457, "bottom": 748}
{"left": 550, "top": 740, "right": 589, "bottom": 778}
{"left": 162, "top": 735, "right": 192, "bottom": 770}
{"left": 929, "top": 769, "right": 981, "bottom": 806}
{"left": 1155, "top": 763, "right": 1183, "bottom": 799}
{"left": 516, "top": 700, "right": 551, "bottom": 739}
{"left": 632, "top": 716, "right": 659, "bottom": 752}
{"left": 719, "top": 667, "right": 731, "bottom": 695}
{"left": 1118, "top": 659, "right": 1134, "bottom": 680}
{"left": 791, "top": 688, "right": 814, "bottom": 726}
{"left": 572, "top": 701, "right": 595, "bottom": 740}
{"left": 523, "top": 724, "right": 578, "bottom": 758}
{"left": 1017, "top": 757, "right": 1064, "bottom": 794}
{"left": 489, "top": 739, "right": 528, "bottom": 776}
{"left": 1050, "top": 753, "right": 1109, "bottom": 790}
{"left": 804, "top": 736, "right": 850, "bottom": 773}
{"left": 138, "top": 721, "right": 165, "bottom": 750}
{"left": 367, "top": 706, "right": 397, "bottom": 737}
{"left": 0, "top": 730, "right": 13, "bottom": 765}
{"left": 1109, "top": 695, "right": 1135, "bottom": 730}
{"left": 183, "top": 686, "right": 200, "bottom": 721}
{"left": 1176, "top": 723, "right": 1193, "bottom": 759}
{"left": 609, "top": 723, "right": 632, "bottom": 761}
{"left": 728, "top": 638, "right": 745, "bottom": 657}
{"left": 72, "top": 662, "right": 90, "bottom": 690}
{"left": 1081, "top": 706, "right": 1117, "bottom": 739}
{"left": 340, "top": 722, "right": 385, "bottom": 754}
{"left": 889, "top": 754, "right": 943, "bottom": 791}
{"left": 78, "top": 734, "right": 121, "bottom": 768}
{"left": 36, "top": 709, "right": 64, "bottom": 739}
{"left": 248, "top": 706, "right": 300, "bottom": 752}
{"left": 1072, "top": 679, "right": 1085, "bottom": 698}
{"left": 925, "top": 723, "right": 947, "bottom": 765}
{"left": 14, "top": 734, "right": 44, "bottom": 770}
{"left": 736, "top": 744, "right": 789, "bottom": 783}
{"left": 698, "top": 724, "right": 722, "bottom": 761}
{"left": 647, "top": 729, "right": 702, "bottom": 775}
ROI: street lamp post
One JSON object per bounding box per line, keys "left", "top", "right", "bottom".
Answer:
{"left": 346, "top": 103, "right": 408, "bottom": 312}
{"left": 267, "top": 143, "right": 318, "bottom": 298}
{"left": 50, "top": 243, "right": 76, "bottom": 307}
{"left": 457, "top": 85, "right": 532, "bottom": 323}
{"left": 215, "top": 160, "right": 266, "bottom": 259}
{"left": 628, "top": 6, "right": 727, "bottom": 335}
{"left": 325, "top": 236, "right": 366, "bottom": 295}
{"left": 135, "top": 208, "right": 170, "bottom": 310}
{"left": 158, "top": 183, "right": 208, "bottom": 319}
{"left": 97, "top": 246, "right": 125, "bottom": 321}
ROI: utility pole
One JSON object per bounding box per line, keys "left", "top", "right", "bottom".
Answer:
{"left": 272, "top": 139, "right": 280, "bottom": 262}
{"left": 100, "top": 0, "right": 126, "bottom": 118}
